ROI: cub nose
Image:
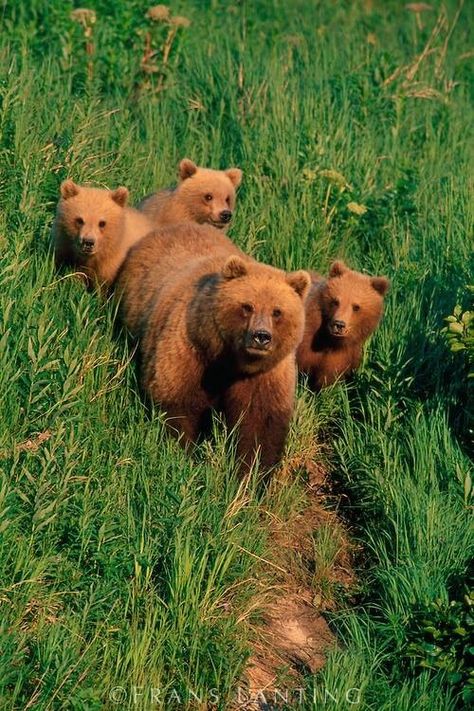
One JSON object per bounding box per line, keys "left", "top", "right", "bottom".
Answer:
{"left": 220, "top": 210, "right": 232, "bottom": 224}
{"left": 252, "top": 329, "right": 272, "bottom": 347}
{"left": 333, "top": 319, "right": 345, "bottom": 333}
{"left": 81, "top": 237, "right": 95, "bottom": 249}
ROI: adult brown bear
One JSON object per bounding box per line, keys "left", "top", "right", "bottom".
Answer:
{"left": 117, "top": 224, "right": 310, "bottom": 472}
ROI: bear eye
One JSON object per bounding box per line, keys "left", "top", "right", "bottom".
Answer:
{"left": 75, "top": 217, "right": 84, "bottom": 227}
{"left": 353, "top": 304, "right": 360, "bottom": 312}
{"left": 241, "top": 303, "right": 254, "bottom": 315}
{"left": 99, "top": 220, "right": 106, "bottom": 229}
{"left": 331, "top": 298, "right": 340, "bottom": 307}
{"left": 225, "top": 196, "right": 231, "bottom": 205}
{"left": 204, "top": 193, "right": 213, "bottom": 202}
{"left": 273, "top": 308, "right": 282, "bottom": 318}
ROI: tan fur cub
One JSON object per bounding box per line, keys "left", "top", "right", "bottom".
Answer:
{"left": 297, "top": 261, "right": 390, "bottom": 390}
{"left": 138, "top": 158, "right": 242, "bottom": 231}
{"left": 53, "top": 180, "right": 152, "bottom": 290}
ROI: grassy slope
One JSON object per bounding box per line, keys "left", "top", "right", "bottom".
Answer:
{"left": 0, "top": 0, "right": 472, "bottom": 709}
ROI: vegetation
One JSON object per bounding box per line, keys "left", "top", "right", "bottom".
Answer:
{"left": 0, "top": 1, "right": 472, "bottom": 709}
{"left": 442, "top": 286, "right": 473, "bottom": 453}
{"left": 404, "top": 568, "right": 474, "bottom": 705}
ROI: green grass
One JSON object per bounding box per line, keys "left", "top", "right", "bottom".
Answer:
{"left": 0, "top": 0, "right": 473, "bottom": 708}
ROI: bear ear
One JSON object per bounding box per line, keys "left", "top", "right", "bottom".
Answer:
{"left": 286, "top": 270, "right": 311, "bottom": 300}
{"left": 329, "top": 260, "right": 347, "bottom": 278}
{"left": 110, "top": 186, "right": 129, "bottom": 207}
{"left": 179, "top": 158, "right": 197, "bottom": 180}
{"left": 371, "top": 276, "right": 390, "bottom": 296}
{"left": 60, "top": 179, "right": 79, "bottom": 200}
{"left": 225, "top": 168, "right": 243, "bottom": 188}
{"left": 222, "top": 255, "right": 248, "bottom": 280}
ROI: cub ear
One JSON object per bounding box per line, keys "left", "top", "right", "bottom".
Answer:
{"left": 225, "top": 168, "right": 243, "bottom": 188}
{"left": 111, "top": 186, "right": 129, "bottom": 207}
{"left": 286, "top": 270, "right": 311, "bottom": 300}
{"left": 222, "top": 255, "right": 248, "bottom": 280}
{"left": 60, "top": 179, "right": 79, "bottom": 200}
{"left": 371, "top": 276, "right": 390, "bottom": 296}
{"left": 179, "top": 158, "right": 197, "bottom": 180}
{"left": 329, "top": 260, "right": 347, "bottom": 277}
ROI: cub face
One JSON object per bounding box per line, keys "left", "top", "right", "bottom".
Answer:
{"left": 321, "top": 261, "right": 390, "bottom": 341}
{"left": 215, "top": 256, "right": 310, "bottom": 373}
{"left": 56, "top": 180, "right": 129, "bottom": 256}
{"left": 177, "top": 158, "right": 242, "bottom": 229}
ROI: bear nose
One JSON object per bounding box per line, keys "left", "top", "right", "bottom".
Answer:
{"left": 333, "top": 319, "right": 345, "bottom": 333}
{"left": 252, "top": 329, "right": 272, "bottom": 347}
{"left": 82, "top": 237, "right": 95, "bottom": 248}
{"left": 220, "top": 210, "right": 232, "bottom": 224}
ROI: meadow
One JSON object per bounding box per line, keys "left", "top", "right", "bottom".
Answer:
{"left": 0, "top": 0, "right": 472, "bottom": 709}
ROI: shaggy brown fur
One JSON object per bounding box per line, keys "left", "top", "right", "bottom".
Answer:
{"left": 117, "top": 223, "right": 310, "bottom": 471}
{"left": 297, "top": 261, "right": 390, "bottom": 390}
{"left": 138, "top": 158, "right": 242, "bottom": 231}
{"left": 52, "top": 180, "right": 152, "bottom": 290}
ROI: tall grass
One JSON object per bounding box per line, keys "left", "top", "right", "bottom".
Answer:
{"left": 0, "top": 0, "right": 472, "bottom": 708}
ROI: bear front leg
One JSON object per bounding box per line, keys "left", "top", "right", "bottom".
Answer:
{"left": 162, "top": 401, "right": 210, "bottom": 448}
{"left": 143, "top": 338, "right": 211, "bottom": 449}
{"left": 223, "top": 356, "right": 296, "bottom": 474}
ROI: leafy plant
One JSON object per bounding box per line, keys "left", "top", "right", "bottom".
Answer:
{"left": 442, "top": 288, "right": 474, "bottom": 374}
{"left": 404, "top": 576, "right": 474, "bottom": 706}
{"left": 442, "top": 287, "right": 474, "bottom": 452}
{"left": 138, "top": 5, "right": 191, "bottom": 94}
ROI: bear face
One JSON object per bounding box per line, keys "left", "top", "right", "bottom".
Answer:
{"left": 212, "top": 256, "right": 310, "bottom": 374}
{"left": 320, "top": 261, "right": 390, "bottom": 343}
{"left": 176, "top": 158, "right": 242, "bottom": 229}
{"left": 56, "top": 180, "right": 129, "bottom": 257}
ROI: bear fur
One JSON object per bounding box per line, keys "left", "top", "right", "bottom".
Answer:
{"left": 52, "top": 180, "right": 153, "bottom": 290}
{"left": 138, "top": 158, "right": 242, "bottom": 231}
{"left": 297, "top": 261, "right": 390, "bottom": 390}
{"left": 117, "top": 223, "right": 310, "bottom": 472}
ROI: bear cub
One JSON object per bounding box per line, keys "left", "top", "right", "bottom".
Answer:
{"left": 53, "top": 180, "right": 152, "bottom": 290}
{"left": 117, "top": 223, "right": 310, "bottom": 472}
{"left": 297, "top": 261, "right": 390, "bottom": 390}
{"left": 138, "top": 158, "right": 242, "bottom": 231}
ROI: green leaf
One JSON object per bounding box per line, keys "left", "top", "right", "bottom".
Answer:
{"left": 464, "top": 471, "right": 473, "bottom": 503}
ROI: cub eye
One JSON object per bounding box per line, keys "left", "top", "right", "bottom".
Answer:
{"left": 241, "top": 303, "right": 254, "bottom": 315}
{"left": 204, "top": 193, "right": 213, "bottom": 202}
{"left": 331, "top": 298, "right": 340, "bottom": 307}
{"left": 273, "top": 308, "right": 282, "bottom": 318}
{"left": 225, "top": 196, "right": 231, "bottom": 205}
{"left": 99, "top": 220, "right": 106, "bottom": 229}
{"left": 353, "top": 304, "right": 360, "bottom": 312}
{"left": 75, "top": 217, "right": 84, "bottom": 227}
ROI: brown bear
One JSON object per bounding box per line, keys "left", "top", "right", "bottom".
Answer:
{"left": 52, "top": 180, "right": 153, "bottom": 290}
{"left": 297, "top": 261, "right": 390, "bottom": 390}
{"left": 117, "top": 223, "right": 310, "bottom": 472}
{"left": 138, "top": 158, "right": 242, "bottom": 231}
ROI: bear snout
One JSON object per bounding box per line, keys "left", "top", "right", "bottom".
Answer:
{"left": 80, "top": 236, "right": 96, "bottom": 254}
{"left": 246, "top": 328, "right": 273, "bottom": 350}
{"left": 329, "top": 319, "right": 347, "bottom": 337}
{"left": 219, "top": 209, "right": 232, "bottom": 224}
